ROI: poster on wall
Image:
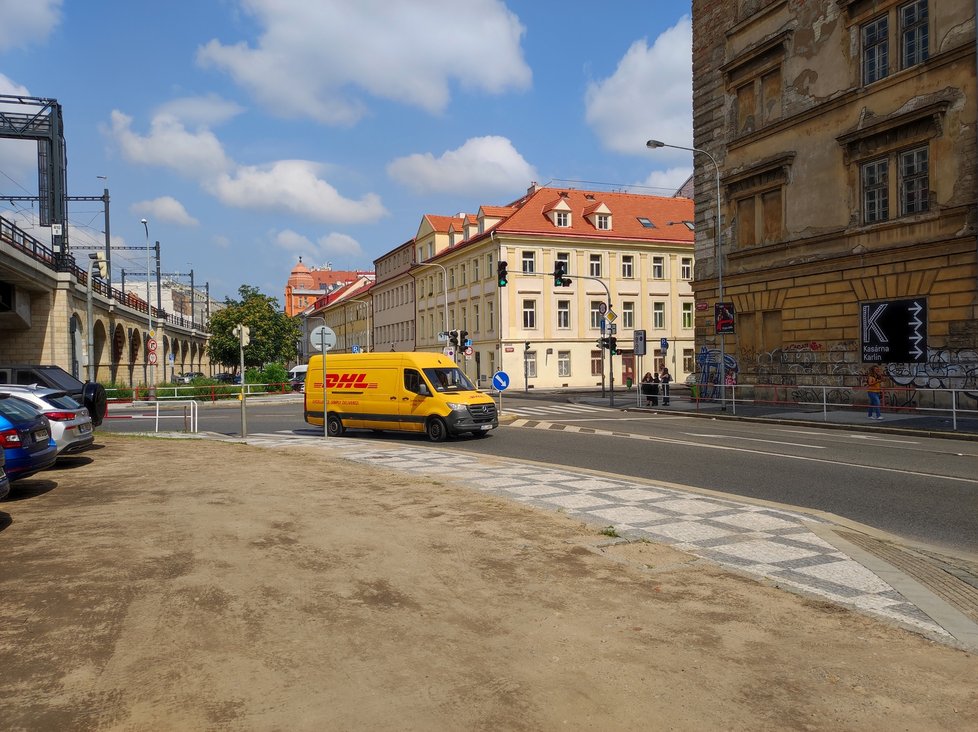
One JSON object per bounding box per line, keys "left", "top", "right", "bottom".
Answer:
{"left": 860, "top": 298, "right": 927, "bottom": 363}
{"left": 715, "top": 302, "right": 735, "bottom": 334}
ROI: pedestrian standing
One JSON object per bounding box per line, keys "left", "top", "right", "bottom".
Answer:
{"left": 641, "top": 372, "right": 654, "bottom": 407}
{"left": 659, "top": 366, "right": 672, "bottom": 406}
{"left": 865, "top": 365, "right": 883, "bottom": 420}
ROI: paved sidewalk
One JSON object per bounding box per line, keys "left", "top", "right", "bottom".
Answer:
{"left": 162, "top": 427, "right": 978, "bottom": 652}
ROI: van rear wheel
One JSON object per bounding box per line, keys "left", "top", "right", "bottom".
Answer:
{"left": 326, "top": 413, "right": 345, "bottom": 437}
{"left": 425, "top": 417, "right": 448, "bottom": 442}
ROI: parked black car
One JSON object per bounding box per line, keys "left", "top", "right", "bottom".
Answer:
{"left": 0, "top": 365, "right": 107, "bottom": 427}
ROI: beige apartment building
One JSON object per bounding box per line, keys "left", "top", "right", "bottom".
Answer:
{"left": 411, "top": 185, "right": 695, "bottom": 390}
{"left": 690, "top": 0, "right": 977, "bottom": 395}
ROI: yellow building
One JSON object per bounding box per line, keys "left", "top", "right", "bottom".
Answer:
{"left": 690, "top": 0, "right": 977, "bottom": 393}
{"left": 412, "top": 185, "right": 695, "bottom": 390}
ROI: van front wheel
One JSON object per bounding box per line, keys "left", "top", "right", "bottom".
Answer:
{"left": 327, "top": 413, "right": 345, "bottom": 437}
{"left": 425, "top": 417, "right": 448, "bottom": 442}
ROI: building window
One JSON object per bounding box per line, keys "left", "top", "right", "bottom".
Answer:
{"left": 637, "top": 217, "right": 654, "bottom": 228}
{"left": 683, "top": 348, "right": 694, "bottom": 374}
{"left": 526, "top": 351, "right": 537, "bottom": 378}
{"left": 622, "top": 301, "right": 634, "bottom": 329}
{"left": 473, "top": 304, "right": 480, "bottom": 334}
{"left": 558, "top": 351, "right": 571, "bottom": 377}
{"left": 487, "top": 253, "right": 494, "bottom": 274}
{"left": 521, "top": 250, "right": 535, "bottom": 273}
{"left": 522, "top": 299, "right": 536, "bottom": 329}
{"left": 557, "top": 300, "right": 570, "bottom": 329}
{"left": 862, "top": 158, "right": 889, "bottom": 223}
{"left": 651, "top": 255, "right": 664, "bottom": 279}
{"left": 734, "top": 187, "right": 782, "bottom": 248}
{"left": 653, "top": 302, "right": 665, "bottom": 329}
{"left": 589, "top": 254, "right": 602, "bottom": 277}
{"left": 449, "top": 268, "right": 456, "bottom": 288}
{"left": 901, "top": 0, "right": 928, "bottom": 68}
{"left": 487, "top": 299, "right": 494, "bottom": 331}
{"left": 460, "top": 264, "right": 466, "bottom": 285}
{"left": 591, "top": 350, "right": 603, "bottom": 376}
{"left": 682, "top": 302, "right": 693, "bottom": 329}
{"left": 681, "top": 257, "right": 692, "bottom": 280}
{"left": 555, "top": 211, "right": 570, "bottom": 227}
{"left": 621, "top": 255, "right": 634, "bottom": 279}
{"left": 556, "top": 251, "right": 570, "bottom": 275}
{"left": 862, "top": 15, "right": 889, "bottom": 85}
{"left": 473, "top": 258, "right": 480, "bottom": 281}
{"left": 589, "top": 301, "right": 603, "bottom": 329}
{"left": 596, "top": 214, "right": 610, "bottom": 230}
{"left": 900, "top": 147, "right": 929, "bottom": 215}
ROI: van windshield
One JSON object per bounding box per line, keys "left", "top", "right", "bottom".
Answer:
{"left": 423, "top": 367, "right": 476, "bottom": 393}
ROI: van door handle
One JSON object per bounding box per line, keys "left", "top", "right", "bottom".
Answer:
{"left": 391, "top": 396, "right": 398, "bottom": 400}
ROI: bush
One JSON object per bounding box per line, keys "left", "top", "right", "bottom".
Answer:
{"left": 261, "top": 362, "right": 289, "bottom": 385}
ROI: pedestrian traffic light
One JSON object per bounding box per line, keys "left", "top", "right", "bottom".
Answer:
{"left": 459, "top": 330, "right": 469, "bottom": 347}
{"left": 497, "top": 260, "right": 509, "bottom": 287}
{"left": 608, "top": 336, "right": 618, "bottom": 355}
{"left": 596, "top": 338, "right": 606, "bottom": 349}
{"left": 553, "top": 261, "right": 569, "bottom": 287}
{"left": 449, "top": 330, "right": 459, "bottom": 348}
{"left": 233, "top": 324, "right": 251, "bottom": 347}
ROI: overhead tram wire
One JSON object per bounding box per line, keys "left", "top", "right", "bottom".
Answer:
{"left": 545, "top": 177, "right": 688, "bottom": 195}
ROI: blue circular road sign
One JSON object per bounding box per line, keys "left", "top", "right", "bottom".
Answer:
{"left": 492, "top": 371, "right": 510, "bottom": 391}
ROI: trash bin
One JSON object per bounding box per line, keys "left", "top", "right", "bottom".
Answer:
{"left": 626, "top": 376, "right": 633, "bottom": 389}
{"left": 690, "top": 384, "right": 698, "bottom": 400}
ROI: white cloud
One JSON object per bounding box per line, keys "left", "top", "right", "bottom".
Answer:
{"left": 387, "top": 136, "right": 537, "bottom": 196}
{"left": 0, "top": 0, "right": 61, "bottom": 51}
{"left": 207, "top": 160, "right": 387, "bottom": 224}
{"left": 585, "top": 16, "right": 692, "bottom": 159}
{"left": 109, "top": 110, "right": 233, "bottom": 178}
{"left": 197, "top": 0, "right": 531, "bottom": 124}
{"left": 213, "top": 234, "right": 231, "bottom": 250}
{"left": 131, "top": 196, "right": 200, "bottom": 227}
{"left": 638, "top": 167, "right": 693, "bottom": 196}
{"left": 154, "top": 94, "right": 244, "bottom": 127}
{"left": 274, "top": 229, "right": 364, "bottom": 264}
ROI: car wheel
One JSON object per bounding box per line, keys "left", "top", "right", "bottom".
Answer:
{"left": 82, "top": 382, "right": 108, "bottom": 427}
{"left": 425, "top": 417, "right": 448, "bottom": 442}
{"left": 326, "top": 413, "right": 345, "bottom": 437}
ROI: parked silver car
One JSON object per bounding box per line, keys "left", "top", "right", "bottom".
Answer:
{"left": 0, "top": 385, "right": 95, "bottom": 456}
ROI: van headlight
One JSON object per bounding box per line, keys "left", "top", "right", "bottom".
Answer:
{"left": 446, "top": 402, "right": 468, "bottom": 412}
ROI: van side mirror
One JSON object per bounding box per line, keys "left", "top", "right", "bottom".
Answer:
{"left": 417, "top": 383, "right": 430, "bottom": 397}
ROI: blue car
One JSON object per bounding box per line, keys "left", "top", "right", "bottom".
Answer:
{"left": 0, "top": 452, "right": 9, "bottom": 500}
{"left": 0, "top": 395, "right": 58, "bottom": 482}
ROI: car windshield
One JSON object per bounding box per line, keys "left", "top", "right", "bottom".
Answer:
{"left": 0, "top": 396, "right": 42, "bottom": 422}
{"left": 422, "top": 367, "right": 476, "bottom": 393}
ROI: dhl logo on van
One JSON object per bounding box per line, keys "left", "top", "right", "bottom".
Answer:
{"left": 313, "top": 372, "right": 378, "bottom": 390}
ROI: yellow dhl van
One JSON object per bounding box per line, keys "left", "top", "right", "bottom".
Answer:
{"left": 304, "top": 352, "right": 498, "bottom": 441}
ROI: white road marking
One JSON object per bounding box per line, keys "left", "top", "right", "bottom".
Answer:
{"left": 683, "top": 433, "right": 826, "bottom": 449}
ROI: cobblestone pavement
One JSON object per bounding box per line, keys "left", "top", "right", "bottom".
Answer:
{"left": 192, "top": 428, "right": 978, "bottom": 651}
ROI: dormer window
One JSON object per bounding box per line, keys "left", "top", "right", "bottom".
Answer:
{"left": 555, "top": 211, "right": 570, "bottom": 227}
{"left": 596, "top": 214, "right": 610, "bottom": 230}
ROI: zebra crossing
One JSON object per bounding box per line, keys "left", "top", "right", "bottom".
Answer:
{"left": 498, "top": 401, "right": 618, "bottom": 418}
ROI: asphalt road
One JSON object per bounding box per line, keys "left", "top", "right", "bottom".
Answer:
{"left": 101, "top": 395, "right": 978, "bottom": 556}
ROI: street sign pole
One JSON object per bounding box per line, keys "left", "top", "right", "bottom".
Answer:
{"left": 321, "top": 332, "right": 327, "bottom": 440}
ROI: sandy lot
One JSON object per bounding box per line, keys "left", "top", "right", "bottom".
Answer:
{"left": 0, "top": 434, "right": 976, "bottom": 731}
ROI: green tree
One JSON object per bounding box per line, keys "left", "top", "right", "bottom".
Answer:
{"left": 208, "top": 285, "right": 301, "bottom": 369}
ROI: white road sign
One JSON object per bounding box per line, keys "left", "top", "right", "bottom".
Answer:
{"left": 310, "top": 325, "right": 337, "bottom": 352}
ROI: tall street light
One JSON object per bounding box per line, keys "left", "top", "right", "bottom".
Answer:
{"left": 140, "top": 217, "right": 154, "bottom": 390}
{"left": 411, "top": 262, "right": 450, "bottom": 348}
{"left": 646, "top": 138, "right": 726, "bottom": 407}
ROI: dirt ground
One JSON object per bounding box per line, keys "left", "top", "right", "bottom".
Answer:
{"left": 0, "top": 434, "right": 976, "bottom": 731}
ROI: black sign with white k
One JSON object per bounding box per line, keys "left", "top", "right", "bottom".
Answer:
{"left": 860, "top": 298, "right": 927, "bottom": 364}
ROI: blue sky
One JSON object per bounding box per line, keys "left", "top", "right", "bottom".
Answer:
{"left": 0, "top": 0, "right": 693, "bottom": 303}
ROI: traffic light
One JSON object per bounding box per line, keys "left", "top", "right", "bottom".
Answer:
{"left": 459, "top": 330, "right": 469, "bottom": 347}
{"left": 497, "top": 260, "right": 509, "bottom": 287}
{"left": 232, "top": 324, "right": 251, "bottom": 347}
{"left": 449, "top": 330, "right": 460, "bottom": 348}
{"left": 608, "top": 336, "right": 618, "bottom": 355}
{"left": 553, "top": 261, "right": 566, "bottom": 287}
{"left": 95, "top": 251, "right": 109, "bottom": 278}
{"left": 596, "top": 338, "right": 607, "bottom": 349}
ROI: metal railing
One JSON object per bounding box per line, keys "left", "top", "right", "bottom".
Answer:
{"left": 686, "top": 381, "right": 978, "bottom": 431}
{"left": 1, "top": 214, "right": 204, "bottom": 331}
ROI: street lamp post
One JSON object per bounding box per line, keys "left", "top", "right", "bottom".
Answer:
{"left": 411, "top": 262, "right": 450, "bottom": 349}
{"left": 140, "top": 218, "right": 155, "bottom": 392}
{"left": 646, "top": 139, "right": 725, "bottom": 408}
